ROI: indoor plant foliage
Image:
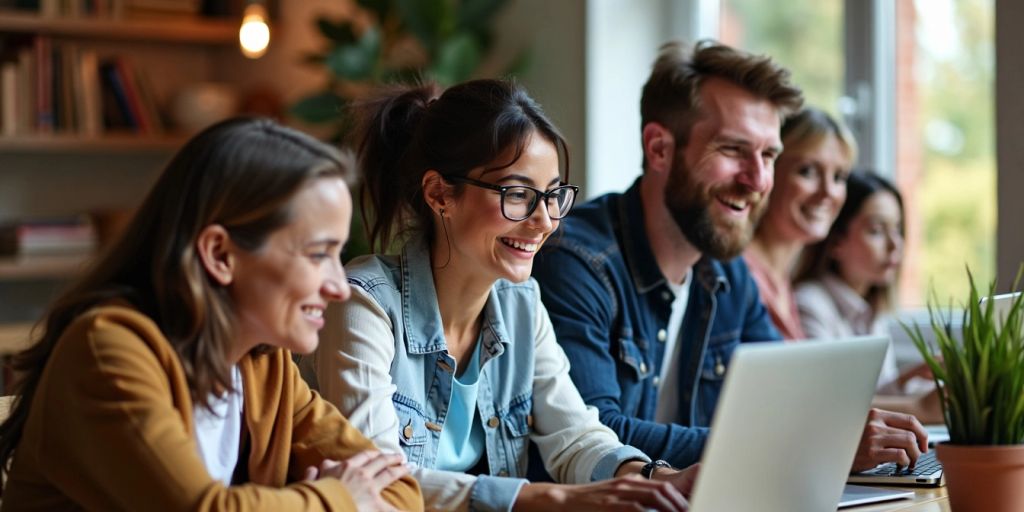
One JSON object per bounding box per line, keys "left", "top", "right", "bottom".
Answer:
{"left": 907, "top": 269, "right": 1024, "bottom": 445}
{"left": 906, "top": 267, "right": 1024, "bottom": 511}
{"left": 291, "top": 0, "right": 525, "bottom": 143}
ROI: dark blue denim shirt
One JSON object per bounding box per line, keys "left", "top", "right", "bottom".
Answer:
{"left": 532, "top": 177, "right": 781, "bottom": 468}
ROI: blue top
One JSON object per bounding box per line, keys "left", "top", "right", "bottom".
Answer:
{"left": 435, "top": 337, "right": 486, "bottom": 471}
{"left": 532, "top": 177, "right": 782, "bottom": 468}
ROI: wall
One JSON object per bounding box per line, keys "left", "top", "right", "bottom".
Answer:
{"left": 996, "top": 0, "right": 1024, "bottom": 291}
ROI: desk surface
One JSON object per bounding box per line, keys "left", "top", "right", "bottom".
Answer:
{"left": 847, "top": 485, "right": 949, "bottom": 511}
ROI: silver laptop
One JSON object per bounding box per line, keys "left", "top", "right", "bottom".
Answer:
{"left": 689, "top": 336, "right": 895, "bottom": 512}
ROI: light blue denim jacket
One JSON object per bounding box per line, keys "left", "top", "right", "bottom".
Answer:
{"left": 311, "top": 238, "right": 649, "bottom": 512}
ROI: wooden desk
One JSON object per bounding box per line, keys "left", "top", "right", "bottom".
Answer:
{"left": 846, "top": 486, "right": 949, "bottom": 511}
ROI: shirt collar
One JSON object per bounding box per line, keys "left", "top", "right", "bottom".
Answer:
{"left": 400, "top": 236, "right": 509, "bottom": 359}
{"left": 822, "top": 273, "right": 873, "bottom": 322}
{"left": 616, "top": 177, "right": 730, "bottom": 296}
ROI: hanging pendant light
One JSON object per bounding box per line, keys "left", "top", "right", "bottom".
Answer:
{"left": 239, "top": 1, "right": 270, "bottom": 59}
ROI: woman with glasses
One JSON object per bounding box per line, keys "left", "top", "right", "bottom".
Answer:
{"left": 310, "top": 79, "right": 699, "bottom": 511}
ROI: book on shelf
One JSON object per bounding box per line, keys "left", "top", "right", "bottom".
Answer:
{"left": 0, "top": 216, "right": 97, "bottom": 256}
{"left": 0, "top": 35, "right": 163, "bottom": 138}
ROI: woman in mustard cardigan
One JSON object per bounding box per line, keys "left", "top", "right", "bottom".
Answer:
{"left": 0, "top": 118, "right": 421, "bottom": 511}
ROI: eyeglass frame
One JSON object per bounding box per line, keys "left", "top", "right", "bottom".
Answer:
{"left": 441, "top": 174, "right": 580, "bottom": 222}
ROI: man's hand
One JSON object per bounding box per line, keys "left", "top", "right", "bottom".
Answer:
{"left": 851, "top": 408, "right": 929, "bottom": 472}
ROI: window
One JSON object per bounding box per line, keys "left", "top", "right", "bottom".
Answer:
{"left": 895, "top": 0, "right": 995, "bottom": 306}
{"left": 719, "top": 0, "right": 845, "bottom": 114}
{"left": 717, "top": 0, "right": 995, "bottom": 307}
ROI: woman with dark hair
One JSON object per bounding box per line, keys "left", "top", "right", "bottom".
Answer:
{"left": 311, "top": 79, "right": 698, "bottom": 511}
{"left": 743, "top": 107, "right": 858, "bottom": 339}
{"left": 795, "top": 171, "right": 907, "bottom": 388}
{"left": 0, "top": 118, "right": 422, "bottom": 511}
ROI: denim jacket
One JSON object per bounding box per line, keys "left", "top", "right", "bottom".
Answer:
{"left": 532, "top": 178, "right": 781, "bottom": 468}
{"left": 311, "top": 237, "right": 648, "bottom": 512}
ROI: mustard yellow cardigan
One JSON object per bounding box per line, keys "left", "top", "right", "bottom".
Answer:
{"left": 2, "top": 305, "right": 422, "bottom": 511}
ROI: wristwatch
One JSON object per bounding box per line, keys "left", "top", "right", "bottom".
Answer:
{"left": 640, "top": 459, "right": 673, "bottom": 479}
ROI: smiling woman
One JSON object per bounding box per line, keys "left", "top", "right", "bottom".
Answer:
{"left": 0, "top": 118, "right": 423, "bottom": 511}
{"left": 309, "top": 79, "right": 700, "bottom": 512}
{"left": 743, "top": 107, "right": 858, "bottom": 340}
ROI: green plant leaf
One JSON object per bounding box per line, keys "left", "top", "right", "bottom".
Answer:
{"left": 430, "top": 32, "right": 482, "bottom": 85}
{"left": 316, "top": 17, "right": 358, "bottom": 45}
{"left": 289, "top": 92, "right": 347, "bottom": 124}
{"left": 326, "top": 27, "right": 382, "bottom": 80}
{"left": 395, "top": 0, "right": 452, "bottom": 51}
{"left": 909, "top": 263, "right": 1024, "bottom": 444}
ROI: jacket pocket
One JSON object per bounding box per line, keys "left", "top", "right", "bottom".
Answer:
{"left": 616, "top": 336, "right": 651, "bottom": 380}
{"left": 501, "top": 393, "right": 533, "bottom": 476}
{"left": 696, "top": 341, "right": 738, "bottom": 426}
{"left": 393, "top": 397, "right": 429, "bottom": 464}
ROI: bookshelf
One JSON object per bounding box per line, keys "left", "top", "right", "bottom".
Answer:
{"left": 0, "top": 132, "right": 185, "bottom": 152}
{"left": 0, "top": 253, "right": 91, "bottom": 280}
{"left": 0, "top": 11, "right": 239, "bottom": 44}
{"left": 0, "top": 6, "right": 273, "bottom": 338}
{"left": 0, "top": 9, "right": 257, "bottom": 151}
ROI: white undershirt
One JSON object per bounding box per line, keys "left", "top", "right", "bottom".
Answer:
{"left": 655, "top": 269, "right": 693, "bottom": 424}
{"left": 193, "top": 365, "right": 243, "bottom": 485}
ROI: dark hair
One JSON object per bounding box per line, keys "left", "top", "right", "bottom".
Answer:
{"left": 640, "top": 40, "right": 804, "bottom": 169}
{"left": 353, "top": 78, "right": 570, "bottom": 251}
{"left": 0, "top": 117, "right": 352, "bottom": 481}
{"left": 796, "top": 171, "right": 905, "bottom": 312}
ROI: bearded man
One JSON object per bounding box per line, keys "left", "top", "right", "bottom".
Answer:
{"left": 532, "top": 40, "right": 928, "bottom": 472}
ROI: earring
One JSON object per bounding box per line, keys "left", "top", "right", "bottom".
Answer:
{"left": 439, "top": 208, "right": 445, "bottom": 217}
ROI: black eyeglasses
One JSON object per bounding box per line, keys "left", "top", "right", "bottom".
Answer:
{"left": 442, "top": 175, "right": 579, "bottom": 221}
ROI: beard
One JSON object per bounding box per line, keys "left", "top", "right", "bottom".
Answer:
{"left": 664, "top": 156, "right": 767, "bottom": 260}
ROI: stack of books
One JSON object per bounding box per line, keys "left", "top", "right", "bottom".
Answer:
{"left": 0, "top": 216, "right": 97, "bottom": 256}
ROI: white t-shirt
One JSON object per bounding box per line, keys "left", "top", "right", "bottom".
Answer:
{"left": 193, "top": 365, "right": 243, "bottom": 485}
{"left": 655, "top": 269, "right": 693, "bottom": 424}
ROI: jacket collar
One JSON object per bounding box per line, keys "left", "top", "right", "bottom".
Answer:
{"left": 399, "top": 236, "right": 510, "bottom": 359}
{"left": 616, "top": 177, "right": 730, "bottom": 296}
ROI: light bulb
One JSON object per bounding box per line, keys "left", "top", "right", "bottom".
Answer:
{"left": 239, "top": 3, "right": 270, "bottom": 59}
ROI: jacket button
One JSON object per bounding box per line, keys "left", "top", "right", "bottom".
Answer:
{"left": 715, "top": 361, "right": 726, "bottom": 376}
{"left": 657, "top": 329, "right": 667, "bottom": 342}
{"left": 403, "top": 425, "right": 414, "bottom": 439}
{"left": 653, "top": 376, "right": 660, "bottom": 388}
{"left": 639, "top": 361, "right": 648, "bottom": 373}
{"left": 488, "top": 416, "right": 500, "bottom": 428}
{"left": 661, "top": 291, "right": 672, "bottom": 302}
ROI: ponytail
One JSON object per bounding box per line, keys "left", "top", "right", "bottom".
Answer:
{"left": 352, "top": 78, "right": 570, "bottom": 252}
{"left": 354, "top": 83, "right": 440, "bottom": 251}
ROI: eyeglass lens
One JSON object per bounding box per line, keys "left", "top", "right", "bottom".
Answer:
{"left": 502, "top": 186, "right": 576, "bottom": 220}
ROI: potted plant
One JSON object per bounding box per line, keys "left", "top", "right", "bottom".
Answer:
{"left": 906, "top": 268, "right": 1024, "bottom": 511}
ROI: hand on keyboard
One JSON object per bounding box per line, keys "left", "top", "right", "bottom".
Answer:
{"left": 850, "top": 408, "right": 929, "bottom": 472}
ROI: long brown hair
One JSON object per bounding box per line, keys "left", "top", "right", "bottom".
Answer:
{"left": 0, "top": 117, "right": 351, "bottom": 480}
{"left": 795, "top": 170, "right": 905, "bottom": 312}
{"left": 352, "top": 78, "right": 570, "bottom": 251}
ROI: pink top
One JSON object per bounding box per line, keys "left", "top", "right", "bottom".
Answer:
{"left": 743, "top": 251, "right": 806, "bottom": 340}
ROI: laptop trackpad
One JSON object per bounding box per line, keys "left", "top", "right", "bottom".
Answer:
{"left": 838, "top": 484, "right": 914, "bottom": 508}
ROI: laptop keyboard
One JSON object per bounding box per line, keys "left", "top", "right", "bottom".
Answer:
{"left": 861, "top": 450, "right": 942, "bottom": 476}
